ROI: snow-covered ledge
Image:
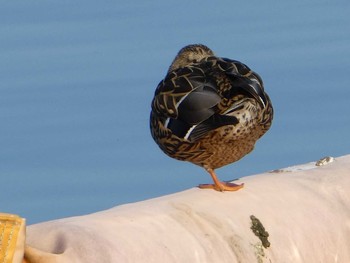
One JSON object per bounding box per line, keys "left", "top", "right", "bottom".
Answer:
{"left": 24, "top": 155, "right": 350, "bottom": 263}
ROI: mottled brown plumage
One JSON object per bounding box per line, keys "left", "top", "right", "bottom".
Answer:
{"left": 150, "top": 44, "right": 273, "bottom": 191}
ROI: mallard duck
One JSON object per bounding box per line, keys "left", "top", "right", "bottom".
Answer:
{"left": 150, "top": 44, "right": 273, "bottom": 191}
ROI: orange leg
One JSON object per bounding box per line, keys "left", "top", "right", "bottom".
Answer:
{"left": 198, "top": 168, "right": 244, "bottom": 192}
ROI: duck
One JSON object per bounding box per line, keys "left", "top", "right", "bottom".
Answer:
{"left": 150, "top": 44, "right": 273, "bottom": 191}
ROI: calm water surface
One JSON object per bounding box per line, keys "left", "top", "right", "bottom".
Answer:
{"left": 1, "top": 1, "right": 349, "bottom": 224}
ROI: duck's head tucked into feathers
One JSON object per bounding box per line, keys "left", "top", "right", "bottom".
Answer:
{"left": 150, "top": 44, "right": 273, "bottom": 191}
{"left": 168, "top": 44, "right": 214, "bottom": 72}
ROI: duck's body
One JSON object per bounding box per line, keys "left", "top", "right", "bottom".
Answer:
{"left": 150, "top": 44, "right": 273, "bottom": 191}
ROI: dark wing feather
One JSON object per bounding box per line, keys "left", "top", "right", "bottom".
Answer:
{"left": 177, "top": 84, "right": 220, "bottom": 125}
{"left": 188, "top": 114, "right": 239, "bottom": 141}
{"left": 166, "top": 81, "right": 221, "bottom": 139}
{"left": 152, "top": 66, "right": 209, "bottom": 119}
{"left": 218, "top": 57, "right": 268, "bottom": 107}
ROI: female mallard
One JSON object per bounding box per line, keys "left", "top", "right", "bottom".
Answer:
{"left": 150, "top": 44, "right": 273, "bottom": 191}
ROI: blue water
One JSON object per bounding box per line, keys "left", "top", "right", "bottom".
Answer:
{"left": 1, "top": 1, "right": 349, "bottom": 224}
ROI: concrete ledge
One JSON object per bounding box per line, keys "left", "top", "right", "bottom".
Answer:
{"left": 25, "top": 155, "right": 350, "bottom": 262}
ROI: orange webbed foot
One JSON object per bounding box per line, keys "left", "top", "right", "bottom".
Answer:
{"left": 198, "top": 182, "right": 244, "bottom": 192}
{"left": 199, "top": 168, "right": 244, "bottom": 192}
